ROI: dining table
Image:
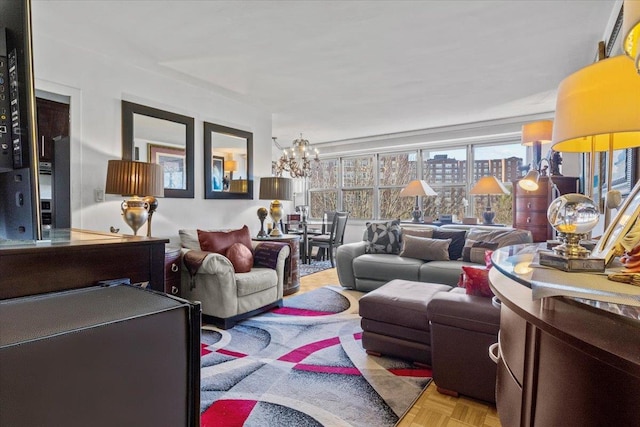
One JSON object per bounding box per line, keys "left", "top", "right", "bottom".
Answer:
{"left": 286, "top": 219, "right": 329, "bottom": 264}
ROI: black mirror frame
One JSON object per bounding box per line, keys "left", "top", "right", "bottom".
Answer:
{"left": 203, "top": 122, "right": 253, "bottom": 200}
{"left": 121, "top": 100, "right": 195, "bottom": 198}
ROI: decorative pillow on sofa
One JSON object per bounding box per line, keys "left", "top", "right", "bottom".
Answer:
{"left": 225, "top": 242, "right": 254, "bottom": 273}
{"left": 364, "top": 220, "right": 402, "bottom": 254}
{"left": 197, "top": 225, "right": 253, "bottom": 255}
{"left": 432, "top": 229, "right": 467, "bottom": 260}
{"left": 399, "top": 235, "right": 451, "bottom": 261}
{"left": 401, "top": 227, "right": 434, "bottom": 240}
{"left": 462, "top": 240, "right": 499, "bottom": 264}
{"left": 458, "top": 265, "right": 494, "bottom": 298}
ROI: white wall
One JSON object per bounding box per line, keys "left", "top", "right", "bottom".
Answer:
{"left": 33, "top": 33, "right": 280, "bottom": 245}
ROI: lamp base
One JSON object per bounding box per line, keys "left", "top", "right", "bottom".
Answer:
{"left": 121, "top": 196, "right": 150, "bottom": 236}
{"left": 269, "top": 199, "right": 284, "bottom": 237}
{"left": 410, "top": 206, "right": 423, "bottom": 223}
{"left": 481, "top": 210, "right": 496, "bottom": 225}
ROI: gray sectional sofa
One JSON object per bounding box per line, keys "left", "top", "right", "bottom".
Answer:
{"left": 336, "top": 224, "right": 532, "bottom": 291}
{"left": 336, "top": 222, "right": 533, "bottom": 403}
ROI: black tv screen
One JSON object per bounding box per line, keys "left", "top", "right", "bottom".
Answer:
{"left": 0, "top": 0, "right": 40, "bottom": 240}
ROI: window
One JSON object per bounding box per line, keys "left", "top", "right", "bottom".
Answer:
{"left": 307, "top": 140, "right": 526, "bottom": 224}
{"left": 308, "top": 159, "right": 338, "bottom": 218}
{"left": 378, "top": 152, "right": 417, "bottom": 220}
{"left": 342, "top": 156, "right": 374, "bottom": 219}
{"left": 472, "top": 144, "right": 527, "bottom": 224}
{"left": 423, "top": 149, "right": 467, "bottom": 220}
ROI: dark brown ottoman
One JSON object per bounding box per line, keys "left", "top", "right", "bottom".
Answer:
{"left": 359, "top": 279, "right": 452, "bottom": 365}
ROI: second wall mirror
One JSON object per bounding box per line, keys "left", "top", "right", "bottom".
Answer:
{"left": 204, "top": 122, "right": 253, "bottom": 199}
{"left": 122, "top": 101, "right": 195, "bottom": 198}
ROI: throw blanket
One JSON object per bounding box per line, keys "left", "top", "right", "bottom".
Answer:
{"left": 183, "top": 250, "right": 210, "bottom": 289}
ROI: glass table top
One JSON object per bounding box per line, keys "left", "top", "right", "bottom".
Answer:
{"left": 491, "top": 244, "right": 640, "bottom": 321}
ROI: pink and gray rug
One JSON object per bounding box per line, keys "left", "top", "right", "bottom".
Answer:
{"left": 200, "top": 286, "right": 431, "bottom": 427}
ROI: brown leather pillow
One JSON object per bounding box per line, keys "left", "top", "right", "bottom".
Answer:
{"left": 225, "top": 242, "right": 254, "bottom": 273}
{"left": 197, "top": 225, "right": 252, "bottom": 255}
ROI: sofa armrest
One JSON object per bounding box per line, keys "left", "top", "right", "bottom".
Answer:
{"left": 427, "top": 290, "right": 500, "bottom": 334}
{"left": 336, "top": 241, "right": 367, "bottom": 289}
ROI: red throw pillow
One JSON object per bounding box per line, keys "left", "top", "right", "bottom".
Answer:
{"left": 225, "top": 242, "right": 253, "bottom": 273}
{"left": 197, "top": 225, "right": 252, "bottom": 255}
{"left": 460, "top": 266, "right": 494, "bottom": 298}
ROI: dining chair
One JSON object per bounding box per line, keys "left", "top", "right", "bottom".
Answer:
{"left": 307, "top": 211, "right": 349, "bottom": 267}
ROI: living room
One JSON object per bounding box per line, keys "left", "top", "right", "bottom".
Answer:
{"left": 2, "top": 1, "right": 640, "bottom": 426}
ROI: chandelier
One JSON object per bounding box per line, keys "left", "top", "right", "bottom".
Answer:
{"left": 273, "top": 133, "right": 320, "bottom": 178}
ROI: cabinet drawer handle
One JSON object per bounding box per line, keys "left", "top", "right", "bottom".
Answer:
{"left": 527, "top": 202, "right": 532, "bottom": 209}
{"left": 526, "top": 217, "right": 531, "bottom": 223}
{"left": 171, "top": 263, "right": 179, "bottom": 273}
{"left": 489, "top": 342, "right": 500, "bottom": 364}
{"left": 171, "top": 285, "right": 179, "bottom": 295}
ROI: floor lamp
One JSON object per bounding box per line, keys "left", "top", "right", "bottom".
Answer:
{"left": 551, "top": 55, "right": 640, "bottom": 228}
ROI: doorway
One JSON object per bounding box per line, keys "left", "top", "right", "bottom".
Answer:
{"left": 36, "top": 92, "right": 70, "bottom": 229}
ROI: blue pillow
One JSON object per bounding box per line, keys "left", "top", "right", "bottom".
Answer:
{"left": 433, "top": 229, "right": 467, "bottom": 260}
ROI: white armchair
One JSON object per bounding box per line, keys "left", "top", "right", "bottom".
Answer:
{"left": 179, "top": 229, "right": 290, "bottom": 329}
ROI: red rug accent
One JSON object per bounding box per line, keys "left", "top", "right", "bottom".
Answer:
{"left": 215, "top": 348, "right": 247, "bottom": 358}
{"left": 201, "top": 399, "right": 257, "bottom": 427}
{"left": 271, "top": 307, "right": 336, "bottom": 316}
{"left": 278, "top": 336, "right": 340, "bottom": 363}
{"left": 293, "top": 363, "right": 362, "bottom": 375}
{"left": 201, "top": 343, "right": 212, "bottom": 357}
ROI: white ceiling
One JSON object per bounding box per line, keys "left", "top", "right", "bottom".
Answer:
{"left": 32, "top": 0, "right": 618, "bottom": 145}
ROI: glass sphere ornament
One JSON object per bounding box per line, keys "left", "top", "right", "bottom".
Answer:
{"left": 547, "top": 193, "right": 600, "bottom": 258}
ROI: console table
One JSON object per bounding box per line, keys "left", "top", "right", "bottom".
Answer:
{"left": 490, "top": 245, "right": 640, "bottom": 426}
{"left": 0, "top": 229, "right": 168, "bottom": 299}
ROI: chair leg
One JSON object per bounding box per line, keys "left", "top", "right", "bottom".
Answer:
{"left": 329, "top": 247, "right": 335, "bottom": 267}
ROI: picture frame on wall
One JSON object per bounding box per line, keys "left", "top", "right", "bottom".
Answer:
{"left": 211, "top": 156, "right": 224, "bottom": 192}
{"left": 148, "top": 143, "right": 186, "bottom": 190}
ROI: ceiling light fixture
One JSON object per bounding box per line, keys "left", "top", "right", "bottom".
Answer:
{"left": 273, "top": 134, "right": 320, "bottom": 178}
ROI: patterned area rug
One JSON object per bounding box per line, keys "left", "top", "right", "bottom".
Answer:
{"left": 299, "top": 260, "right": 334, "bottom": 277}
{"left": 200, "top": 286, "right": 432, "bottom": 427}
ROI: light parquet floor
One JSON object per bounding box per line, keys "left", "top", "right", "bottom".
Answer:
{"left": 295, "top": 267, "right": 501, "bottom": 427}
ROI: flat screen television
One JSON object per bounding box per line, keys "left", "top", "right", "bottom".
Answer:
{"left": 0, "top": 0, "right": 40, "bottom": 240}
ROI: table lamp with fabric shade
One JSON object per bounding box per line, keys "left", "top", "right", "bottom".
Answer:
{"left": 400, "top": 180, "right": 437, "bottom": 223}
{"left": 105, "top": 160, "right": 164, "bottom": 236}
{"left": 259, "top": 177, "right": 293, "bottom": 237}
{"left": 623, "top": 0, "right": 640, "bottom": 73}
{"left": 551, "top": 55, "right": 640, "bottom": 219}
{"left": 521, "top": 120, "right": 553, "bottom": 169}
{"left": 469, "top": 176, "right": 510, "bottom": 225}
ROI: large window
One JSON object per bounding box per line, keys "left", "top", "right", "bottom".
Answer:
{"left": 307, "top": 141, "right": 526, "bottom": 224}
{"left": 342, "top": 156, "right": 374, "bottom": 219}
{"left": 308, "top": 159, "right": 338, "bottom": 218}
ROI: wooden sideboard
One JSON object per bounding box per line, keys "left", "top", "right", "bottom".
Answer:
{"left": 0, "top": 229, "right": 168, "bottom": 299}
{"left": 489, "top": 256, "right": 640, "bottom": 426}
{"left": 512, "top": 176, "right": 579, "bottom": 242}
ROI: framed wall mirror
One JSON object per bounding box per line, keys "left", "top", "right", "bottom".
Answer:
{"left": 122, "top": 101, "right": 195, "bottom": 198}
{"left": 204, "top": 122, "right": 253, "bottom": 199}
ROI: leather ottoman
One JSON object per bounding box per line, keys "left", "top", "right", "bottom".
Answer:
{"left": 359, "top": 279, "right": 452, "bottom": 365}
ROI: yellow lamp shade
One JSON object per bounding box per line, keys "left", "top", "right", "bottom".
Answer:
{"left": 521, "top": 120, "right": 553, "bottom": 146}
{"left": 551, "top": 55, "right": 640, "bottom": 153}
{"left": 623, "top": 0, "right": 640, "bottom": 70}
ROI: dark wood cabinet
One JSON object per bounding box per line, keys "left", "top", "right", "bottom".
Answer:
{"left": 0, "top": 229, "right": 168, "bottom": 299}
{"left": 512, "top": 176, "right": 579, "bottom": 242}
{"left": 490, "top": 266, "right": 640, "bottom": 427}
{"left": 36, "top": 98, "right": 69, "bottom": 163}
{"left": 164, "top": 246, "right": 182, "bottom": 296}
